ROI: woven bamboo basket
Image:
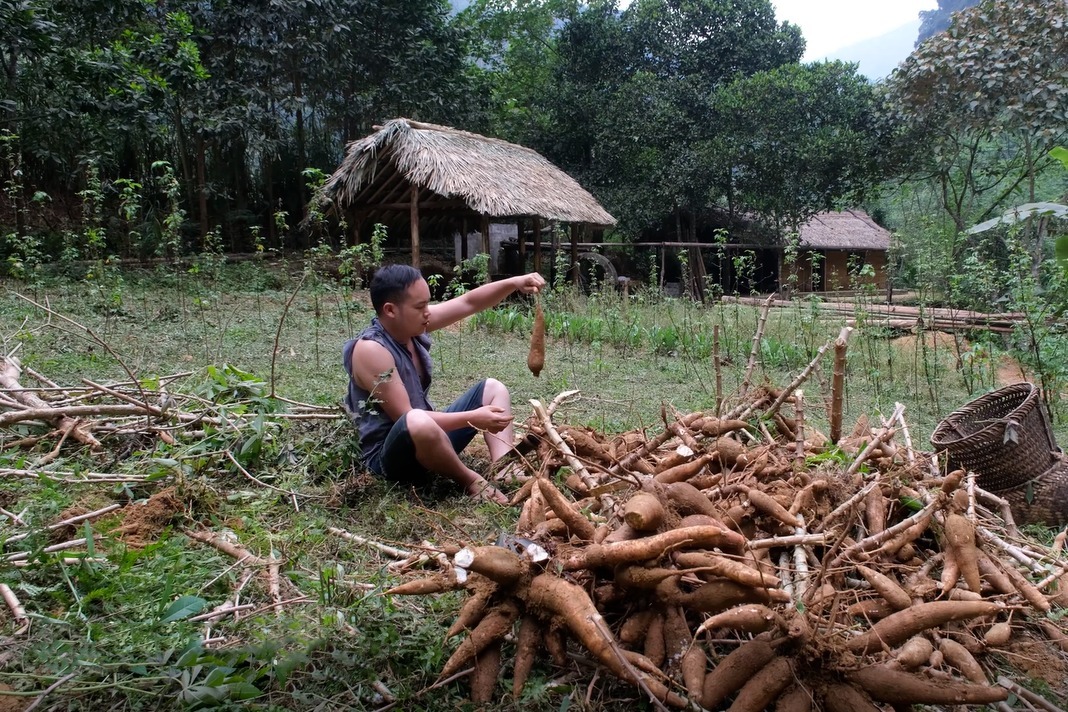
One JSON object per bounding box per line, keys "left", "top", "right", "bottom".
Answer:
{"left": 1001, "top": 456, "right": 1068, "bottom": 527}
{"left": 930, "top": 383, "right": 1059, "bottom": 492}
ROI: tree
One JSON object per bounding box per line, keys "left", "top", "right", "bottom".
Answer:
{"left": 882, "top": 0, "right": 1068, "bottom": 254}
{"left": 537, "top": 0, "right": 808, "bottom": 238}
{"left": 712, "top": 61, "right": 885, "bottom": 231}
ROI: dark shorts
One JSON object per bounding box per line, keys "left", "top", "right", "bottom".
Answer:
{"left": 367, "top": 380, "right": 487, "bottom": 486}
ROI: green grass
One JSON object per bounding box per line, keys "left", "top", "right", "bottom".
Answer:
{"left": 0, "top": 262, "right": 1062, "bottom": 710}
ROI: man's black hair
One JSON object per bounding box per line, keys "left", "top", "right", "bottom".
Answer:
{"left": 370, "top": 264, "right": 423, "bottom": 314}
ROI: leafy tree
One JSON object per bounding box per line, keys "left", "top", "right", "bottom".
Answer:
{"left": 537, "top": 0, "right": 808, "bottom": 238}
{"left": 882, "top": 0, "right": 1068, "bottom": 257}
{"left": 712, "top": 61, "right": 885, "bottom": 231}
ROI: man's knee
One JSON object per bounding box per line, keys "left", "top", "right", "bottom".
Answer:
{"left": 483, "top": 378, "right": 509, "bottom": 402}
{"left": 405, "top": 410, "right": 446, "bottom": 444}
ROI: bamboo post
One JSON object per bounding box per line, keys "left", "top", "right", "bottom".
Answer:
{"left": 551, "top": 222, "right": 560, "bottom": 281}
{"left": 713, "top": 324, "right": 723, "bottom": 417}
{"left": 517, "top": 217, "right": 526, "bottom": 270}
{"left": 829, "top": 326, "right": 854, "bottom": 444}
{"left": 532, "top": 216, "right": 542, "bottom": 273}
{"left": 570, "top": 223, "right": 580, "bottom": 286}
{"left": 410, "top": 184, "right": 420, "bottom": 268}
{"left": 461, "top": 216, "right": 469, "bottom": 262}
{"left": 481, "top": 215, "right": 491, "bottom": 282}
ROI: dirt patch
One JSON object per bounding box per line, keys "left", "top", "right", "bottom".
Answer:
{"left": 0, "top": 684, "right": 27, "bottom": 712}
{"left": 50, "top": 495, "right": 115, "bottom": 542}
{"left": 892, "top": 332, "right": 1033, "bottom": 389}
{"left": 1005, "top": 633, "right": 1068, "bottom": 697}
{"left": 996, "top": 354, "right": 1029, "bottom": 386}
{"left": 891, "top": 330, "right": 967, "bottom": 354}
{"left": 109, "top": 487, "right": 184, "bottom": 546}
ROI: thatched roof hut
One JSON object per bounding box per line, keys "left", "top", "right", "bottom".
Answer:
{"left": 797, "top": 210, "right": 891, "bottom": 251}
{"left": 323, "top": 118, "right": 615, "bottom": 268}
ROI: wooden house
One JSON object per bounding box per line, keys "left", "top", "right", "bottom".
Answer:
{"left": 782, "top": 210, "right": 892, "bottom": 292}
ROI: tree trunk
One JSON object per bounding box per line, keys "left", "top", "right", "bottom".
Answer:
{"left": 294, "top": 68, "right": 308, "bottom": 239}
{"left": 265, "top": 159, "right": 277, "bottom": 249}
{"left": 196, "top": 132, "right": 209, "bottom": 248}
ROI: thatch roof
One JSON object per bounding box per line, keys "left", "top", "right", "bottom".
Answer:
{"left": 798, "top": 210, "right": 891, "bottom": 251}
{"left": 323, "top": 118, "right": 616, "bottom": 227}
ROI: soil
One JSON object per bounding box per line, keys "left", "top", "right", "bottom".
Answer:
{"left": 0, "top": 684, "right": 27, "bottom": 712}
{"left": 891, "top": 331, "right": 1031, "bottom": 388}
{"left": 1005, "top": 633, "right": 1068, "bottom": 697}
{"left": 996, "top": 354, "right": 1029, "bottom": 386}
{"left": 50, "top": 494, "right": 114, "bottom": 542}
{"left": 110, "top": 487, "right": 184, "bottom": 546}
{"left": 890, "top": 330, "right": 966, "bottom": 355}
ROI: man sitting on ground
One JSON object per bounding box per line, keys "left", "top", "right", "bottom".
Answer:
{"left": 343, "top": 264, "right": 545, "bottom": 503}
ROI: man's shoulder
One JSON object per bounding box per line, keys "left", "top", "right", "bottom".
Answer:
{"left": 352, "top": 337, "right": 394, "bottom": 363}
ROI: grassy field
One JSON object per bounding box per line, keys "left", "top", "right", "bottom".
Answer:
{"left": 0, "top": 261, "right": 1059, "bottom": 710}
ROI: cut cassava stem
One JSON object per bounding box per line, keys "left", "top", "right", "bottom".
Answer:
{"left": 530, "top": 399, "right": 597, "bottom": 489}
{"left": 737, "top": 293, "right": 776, "bottom": 400}
{"left": 740, "top": 335, "right": 836, "bottom": 421}
{"left": 609, "top": 412, "right": 704, "bottom": 477}
{"left": 829, "top": 327, "right": 854, "bottom": 443}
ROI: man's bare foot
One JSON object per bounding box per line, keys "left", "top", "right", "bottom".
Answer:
{"left": 488, "top": 459, "right": 528, "bottom": 485}
{"left": 466, "top": 478, "right": 509, "bottom": 505}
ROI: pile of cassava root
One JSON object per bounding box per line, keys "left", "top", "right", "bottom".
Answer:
{"left": 387, "top": 386, "right": 1068, "bottom": 711}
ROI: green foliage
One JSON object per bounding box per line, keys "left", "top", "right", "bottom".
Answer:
{"left": 711, "top": 61, "right": 886, "bottom": 230}
{"left": 882, "top": 0, "right": 1068, "bottom": 235}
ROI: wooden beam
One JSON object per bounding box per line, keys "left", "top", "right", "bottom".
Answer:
{"left": 360, "top": 167, "right": 405, "bottom": 206}
{"left": 410, "top": 184, "right": 420, "bottom": 267}
{"left": 551, "top": 222, "right": 560, "bottom": 280}
{"left": 356, "top": 199, "right": 469, "bottom": 212}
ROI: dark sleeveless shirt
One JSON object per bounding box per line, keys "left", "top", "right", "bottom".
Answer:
{"left": 342, "top": 318, "right": 434, "bottom": 466}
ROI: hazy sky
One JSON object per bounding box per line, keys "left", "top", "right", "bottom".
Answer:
{"left": 773, "top": 0, "right": 938, "bottom": 60}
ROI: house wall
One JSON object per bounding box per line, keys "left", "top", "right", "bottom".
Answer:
{"left": 780, "top": 250, "right": 887, "bottom": 292}
{"left": 453, "top": 223, "right": 518, "bottom": 274}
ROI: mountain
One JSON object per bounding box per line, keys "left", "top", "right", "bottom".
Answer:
{"left": 817, "top": 19, "right": 922, "bottom": 82}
